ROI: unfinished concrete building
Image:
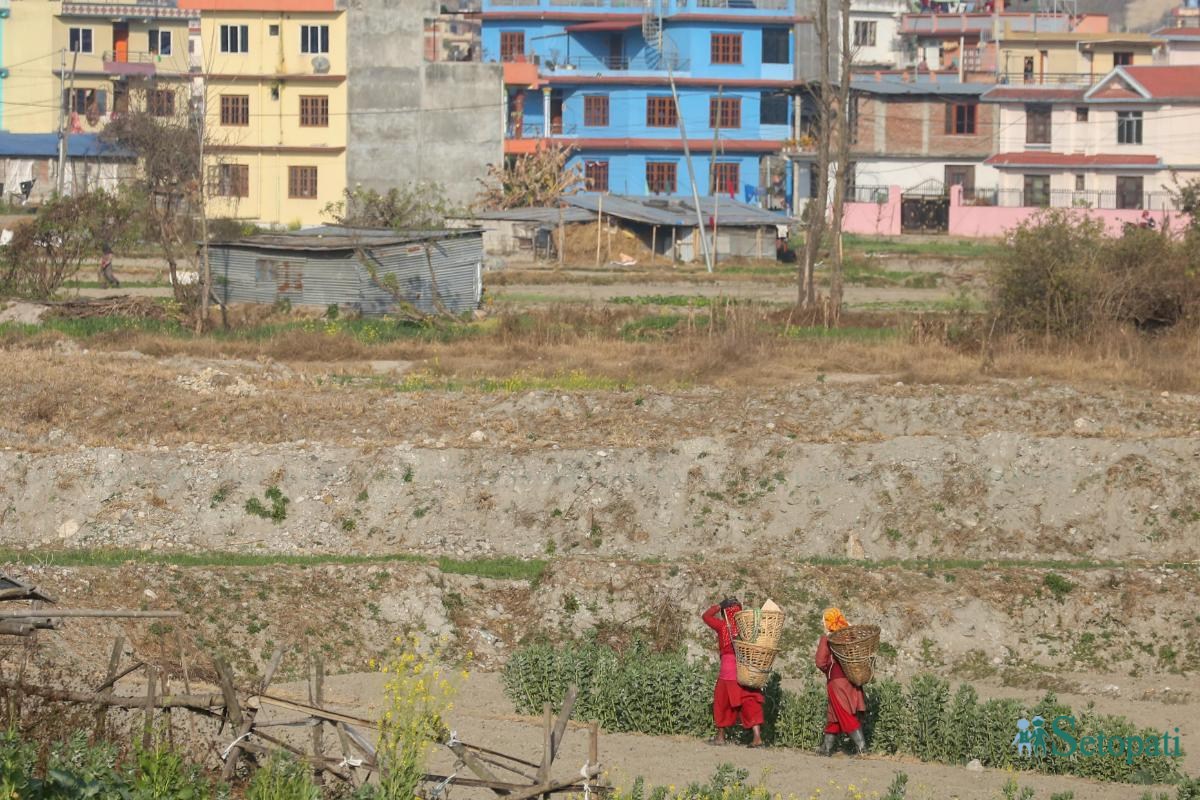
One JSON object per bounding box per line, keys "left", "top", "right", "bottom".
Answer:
{"left": 340, "top": 0, "right": 503, "bottom": 207}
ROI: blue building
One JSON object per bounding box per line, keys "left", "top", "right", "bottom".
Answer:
{"left": 481, "top": 0, "right": 796, "bottom": 210}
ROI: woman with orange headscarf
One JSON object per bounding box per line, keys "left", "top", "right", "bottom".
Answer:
{"left": 815, "top": 607, "right": 867, "bottom": 756}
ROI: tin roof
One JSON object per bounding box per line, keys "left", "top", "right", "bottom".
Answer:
{"left": 565, "top": 193, "right": 786, "bottom": 227}
{"left": 0, "top": 132, "right": 133, "bottom": 159}
{"left": 217, "top": 227, "right": 482, "bottom": 253}
{"left": 852, "top": 74, "right": 992, "bottom": 96}
{"left": 469, "top": 207, "right": 595, "bottom": 224}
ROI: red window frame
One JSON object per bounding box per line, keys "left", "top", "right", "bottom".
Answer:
{"left": 583, "top": 94, "right": 609, "bottom": 127}
{"left": 585, "top": 160, "right": 609, "bottom": 191}
{"left": 711, "top": 33, "right": 742, "bottom": 65}
{"left": 646, "top": 96, "right": 677, "bottom": 127}
{"left": 646, "top": 161, "right": 677, "bottom": 194}
{"left": 709, "top": 97, "right": 740, "bottom": 129}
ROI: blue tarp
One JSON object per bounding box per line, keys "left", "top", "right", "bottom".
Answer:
{"left": 0, "top": 131, "right": 132, "bottom": 159}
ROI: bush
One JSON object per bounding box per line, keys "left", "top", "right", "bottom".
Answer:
{"left": 989, "top": 211, "right": 1200, "bottom": 338}
{"left": 502, "top": 644, "right": 1186, "bottom": 784}
{"left": 246, "top": 752, "right": 319, "bottom": 800}
{"left": 0, "top": 191, "right": 136, "bottom": 299}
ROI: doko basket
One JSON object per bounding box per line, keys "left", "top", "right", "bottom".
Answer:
{"left": 733, "top": 639, "right": 778, "bottom": 689}
{"left": 828, "top": 624, "right": 880, "bottom": 687}
{"left": 734, "top": 609, "right": 785, "bottom": 649}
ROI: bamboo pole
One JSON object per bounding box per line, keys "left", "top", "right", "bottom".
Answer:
{"left": 595, "top": 195, "right": 603, "bottom": 267}
{"left": 143, "top": 665, "right": 157, "bottom": 750}
{"left": 92, "top": 637, "right": 124, "bottom": 740}
{"left": 0, "top": 680, "right": 223, "bottom": 710}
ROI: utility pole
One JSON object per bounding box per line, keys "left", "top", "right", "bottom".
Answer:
{"left": 57, "top": 48, "right": 79, "bottom": 195}
{"left": 56, "top": 49, "right": 66, "bottom": 194}
{"left": 667, "top": 62, "right": 713, "bottom": 273}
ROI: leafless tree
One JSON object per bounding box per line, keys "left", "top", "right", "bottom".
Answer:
{"left": 827, "top": 0, "right": 854, "bottom": 323}
{"left": 800, "top": 0, "right": 833, "bottom": 309}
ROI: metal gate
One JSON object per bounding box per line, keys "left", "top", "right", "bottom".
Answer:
{"left": 900, "top": 179, "right": 949, "bottom": 234}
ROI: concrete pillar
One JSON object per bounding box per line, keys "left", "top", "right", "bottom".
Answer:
{"left": 543, "top": 88, "right": 551, "bottom": 138}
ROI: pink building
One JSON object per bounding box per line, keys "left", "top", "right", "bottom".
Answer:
{"left": 1152, "top": 27, "right": 1200, "bottom": 66}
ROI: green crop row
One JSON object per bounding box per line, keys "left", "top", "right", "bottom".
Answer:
{"left": 502, "top": 643, "right": 1185, "bottom": 785}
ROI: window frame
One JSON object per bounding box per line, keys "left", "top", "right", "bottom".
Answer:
{"left": 761, "top": 27, "right": 790, "bottom": 64}
{"left": 299, "top": 95, "right": 329, "bottom": 127}
{"left": 212, "top": 163, "right": 250, "bottom": 198}
{"left": 584, "top": 160, "right": 609, "bottom": 192}
{"left": 219, "top": 24, "right": 250, "bottom": 54}
{"left": 583, "top": 94, "right": 609, "bottom": 127}
{"left": 944, "top": 101, "right": 977, "bottom": 135}
{"left": 646, "top": 161, "right": 677, "bottom": 195}
{"left": 500, "top": 31, "right": 525, "bottom": 63}
{"left": 1113, "top": 51, "right": 1133, "bottom": 67}
{"left": 708, "top": 96, "right": 740, "bottom": 130}
{"left": 219, "top": 94, "right": 250, "bottom": 126}
{"left": 1025, "top": 104, "right": 1051, "bottom": 145}
{"left": 288, "top": 165, "right": 319, "bottom": 199}
{"left": 853, "top": 20, "right": 877, "bottom": 47}
{"left": 300, "top": 24, "right": 330, "bottom": 55}
{"left": 1023, "top": 174, "right": 1051, "bottom": 208}
{"left": 68, "top": 28, "right": 93, "bottom": 54}
{"left": 1075, "top": 106, "right": 1088, "bottom": 122}
{"left": 147, "top": 88, "right": 176, "bottom": 117}
{"left": 1116, "top": 109, "right": 1143, "bottom": 145}
{"left": 646, "top": 95, "right": 677, "bottom": 128}
{"left": 760, "top": 91, "right": 789, "bottom": 126}
{"left": 710, "top": 162, "right": 739, "bottom": 196}
{"left": 710, "top": 33, "right": 742, "bottom": 65}
{"left": 148, "top": 29, "right": 172, "bottom": 56}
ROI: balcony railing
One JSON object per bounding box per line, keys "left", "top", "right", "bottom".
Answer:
{"left": 545, "top": 54, "right": 691, "bottom": 72}
{"left": 506, "top": 122, "right": 579, "bottom": 138}
{"left": 968, "top": 188, "right": 1179, "bottom": 211}
{"left": 490, "top": 0, "right": 790, "bottom": 8}
{"left": 997, "top": 70, "right": 1096, "bottom": 86}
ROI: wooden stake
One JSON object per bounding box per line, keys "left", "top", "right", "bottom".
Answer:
{"left": 309, "top": 656, "right": 325, "bottom": 771}
{"left": 215, "top": 658, "right": 246, "bottom": 780}
{"left": 651, "top": 226, "right": 657, "bottom": 266}
{"left": 549, "top": 685, "right": 578, "bottom": 763}
{"left": 557, "top": 205, "right": 565, "bottom": 270}
{"left": 143, "top": 665, "right": 157, "bottom": 750}
{"left": 93, "top": 636, "right": 123, "bottom": 741}
{"left": 595, "top": 196, "right": 603, "bottom": 267}
{"left": 538, "top": 702, "right": 552, "bottom": 786}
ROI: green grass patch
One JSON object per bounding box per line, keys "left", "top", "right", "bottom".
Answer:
{"left": 390, "top": 370, "right": 627, "bottom": 393}
{"left": 611, "top": 294, "right": 722, "bottom": 307}
{"left": 844, "top": 235, "right": 1003, "bottom": 259}
{"left": 0, "top": 548, "right": 547, "bottom": 582}
{"left": 620, "top": 314, "right": 685, "bottom": 341}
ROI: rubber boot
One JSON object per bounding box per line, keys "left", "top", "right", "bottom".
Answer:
{"left": 849, "top": 728, "right": 868, "bottom": 755}
{"left": 818, "top": 734, "right": 836, "bottom": 756}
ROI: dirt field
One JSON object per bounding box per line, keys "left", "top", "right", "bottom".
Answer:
{"left": 2, "top": 261, "right": 1199, "bottom": 798}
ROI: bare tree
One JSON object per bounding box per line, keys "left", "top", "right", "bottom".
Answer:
{"left": 103, "top": 83, "right": 222, "bottom": 331}
{"left": 826, "top": 0, "right": 854, "bottom": 323}
{"left": 476, "top": 143, "right": 584, "bottom": 210}
{"left": 799, "top": 0, "right": 834, "bottom": 309}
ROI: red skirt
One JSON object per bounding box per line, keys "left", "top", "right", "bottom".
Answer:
{"left": 713, "top": 679, "right": 764, "bottom": 728}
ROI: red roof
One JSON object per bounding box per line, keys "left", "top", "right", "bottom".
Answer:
{"left": 1119, "top": 65, "right": 1200, "bottom": 100}
{"left": 1152, "top": 26, "right": 1200, "bottom": 38}
{"left": 985, "top": 152, "right": 1162, "bottom": 168}
{"left": 983, "top": 86, "right": 1086, "bottom": 102}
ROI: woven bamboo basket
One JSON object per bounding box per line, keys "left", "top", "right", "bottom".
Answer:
{"left": 733, "top": 639, "right": 778, "bottom": 689}
{"left": 734, "top": 609, "right": 785, "bottom": 649}
{"left": 828, "top": 624, "right": 880, "bottom": 687}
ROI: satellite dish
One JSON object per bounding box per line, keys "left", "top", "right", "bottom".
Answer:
{"left": 311, "top": 56, "right": 330, "bottom": 74}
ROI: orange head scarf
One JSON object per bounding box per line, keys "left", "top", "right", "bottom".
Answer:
{"left": 823, "top": 607, "right": 850, "bottom": 633}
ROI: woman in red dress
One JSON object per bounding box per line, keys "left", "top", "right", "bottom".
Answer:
{"left": 702, "top": 598, "right": 764, "bottom": 747}
{"left": 816, "top": 607, "right": 867, "bottom": 756}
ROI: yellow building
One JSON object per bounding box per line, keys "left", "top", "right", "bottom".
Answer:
{"left": 0, "top": 0, "right": 345, "bottom": 226}
{"left": 998, "top": 32, "right": 1162, "bottom": 85}
{"left": 182, "top": 0, "right": 346, "bottom": 227}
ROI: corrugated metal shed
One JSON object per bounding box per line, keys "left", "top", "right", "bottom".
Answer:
{"left": 469, "top": 207, "right": 594, "bottom": 224}
{"left": 566, "top": 193, "right": 787, "bottom": 228}
{"left": 211, "top": 228, "right": 483, "bottom": 316}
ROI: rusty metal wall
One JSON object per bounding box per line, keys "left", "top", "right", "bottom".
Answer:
{"left": 212, "top": 232, "right": 483, "bottom": 317}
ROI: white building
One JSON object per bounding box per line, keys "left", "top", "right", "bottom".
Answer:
{"left": 981, "top": 65, "right": 1200, "bottom": 209}
{"left": 1152, "top": 26, "right": 1200, "bottom": 66}
{"left": 849, "top": 0, "right": 908, "bottom": 68}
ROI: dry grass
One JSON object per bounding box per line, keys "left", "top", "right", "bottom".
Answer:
{"left": 4, "top": 302, "right": 1200, "bottom": 447}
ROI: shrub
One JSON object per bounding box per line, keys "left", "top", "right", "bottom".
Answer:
{"left": 246, "top": 752, "right": 319, "bottom": 800}
{"left": 990, "top": 211, "right": 1200, "bottom": 339}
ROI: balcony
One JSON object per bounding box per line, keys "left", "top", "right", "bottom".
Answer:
{"left": 487, "top": 0, "right": 793, "bottom": 11}
{"left": 542, "top": 53, "right": 691, "bottom": 73}
{"left": 997, "top": 70, "right": 1095, "bottom": 86}
{"left": 102, "top": 50, "right": 160, "bottom": 77}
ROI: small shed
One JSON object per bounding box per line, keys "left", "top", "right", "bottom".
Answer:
{"left": 0, "top": 132, "right": 133, "bottom": 205}
{"left": 210, "top": 227, "right": 483, "bottom": 316}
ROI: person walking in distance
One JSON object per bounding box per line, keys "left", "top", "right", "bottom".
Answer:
{"left": 702, "top": 598, "right": 765, "bottom": 747}
{"left": 98, "top": 246, "right": 120, "bottom": 289}
{"left": 816, "top": 607, "right": 867, "bottom": 756}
